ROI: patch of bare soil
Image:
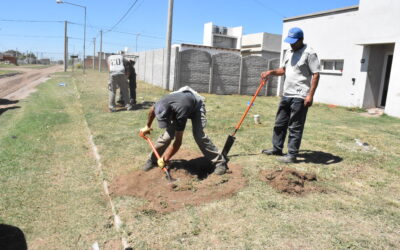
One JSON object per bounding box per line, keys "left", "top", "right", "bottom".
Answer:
{"left": 260, "top": 167, "right": 320, "bottom": 195}
{"left": 110, "top": 150, "right": 246, "bottom": 213}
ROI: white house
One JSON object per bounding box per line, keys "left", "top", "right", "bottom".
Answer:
{"left": 281, "top": 0, "right": 400, "bottom": 118}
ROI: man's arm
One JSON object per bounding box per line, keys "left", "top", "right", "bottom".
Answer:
{"left": 260, "top": 67, "right": 286, "bottom": 79}
{"left": 146, "top": 106, "right": 156, "bottom": 128}
{"left": 304, "top": 72, "right": 320, "bottom": 107}
{"left": 162, "top": 131, "right": 183, "bottom": 162}
{"left": 139, "top": 106, "right": 155, "bottom": 136}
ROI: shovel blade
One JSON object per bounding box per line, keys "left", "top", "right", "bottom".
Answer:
{"left": 221, "top": 135, "right": 236, "bottom": 158}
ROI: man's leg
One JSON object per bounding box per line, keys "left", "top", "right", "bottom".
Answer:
{"left": 287, "top": 98, "right": 309, "bottom": 157}
{"left": 108, "top": 75, "right": 117, "bottom": 111}
{"left": 191, "top": 104, "right": 227, "bottom": 174}
{"left": 271, "top": 97, "right": 291, "bottom": 153}
{"left": 129, "top": 77, "right": 136, "bottom": 104}
{"left": 116, "top": 75, "right": 132, "bottom": 110}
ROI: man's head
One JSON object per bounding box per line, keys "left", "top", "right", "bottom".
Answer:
{"left": 130, "top": 60, "right": 136, "bottom": 65}
{"left": 284, "top": 27, "right": 304, "bottom": 51}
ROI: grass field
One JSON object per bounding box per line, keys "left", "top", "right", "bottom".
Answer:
{"left": 0, "top": 70, "right": 19, "bottom": 76}
{"left": 1, "top": 70, "right": 399, "bottom": 249}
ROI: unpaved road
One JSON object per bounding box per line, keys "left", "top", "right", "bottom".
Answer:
{"left": 0, "top": 65, "right": 63, "bottom": 107}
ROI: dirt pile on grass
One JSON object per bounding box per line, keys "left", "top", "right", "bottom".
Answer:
{"left": 110, "top": 151, "right": 246, "bottom": 213}
{"left": 260, "top": 167, "right": 318, "bottom": 195}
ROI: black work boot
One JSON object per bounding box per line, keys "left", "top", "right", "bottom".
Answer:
{"left": 261, "top": 149, "right": 283, "bottom": 156}
{"left": 142, "top": 159, "right": 157, "bottom": 171}
{"left": 277, "top": 155, "right": 296, "bottom": 164}
{"left": 214, "top": 163, "right": 228, "bottom": 175}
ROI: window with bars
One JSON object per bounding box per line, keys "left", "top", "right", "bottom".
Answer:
{"left": 321, "top": 59, "right": 344, "bottom": 74}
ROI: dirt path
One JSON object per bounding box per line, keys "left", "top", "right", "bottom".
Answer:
{"left": 0, "top": 65, "right": 63, "bottom": 103}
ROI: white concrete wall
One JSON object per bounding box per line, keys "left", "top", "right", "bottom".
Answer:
{"left": 241, "top": 33, "right": 263, "bottom": 49}
{"left": 262, "top": 33, "right": 282, "bottom": 52}
{"left": 203, "top": 22, "right": 213, "bottom": 47}
{"left": 228, "top": 26, "right": 243, "bottom": 49}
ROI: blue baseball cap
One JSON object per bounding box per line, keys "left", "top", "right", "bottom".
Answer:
{"left": 284, "top": 27, "right": 304, "bottom": 44}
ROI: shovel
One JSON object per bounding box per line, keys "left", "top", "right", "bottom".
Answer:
{"left": 140, "top": 133, "right": 175, "bottom": 182}
{"left": 221, "top": 78, "right": 267, "bottom": 159}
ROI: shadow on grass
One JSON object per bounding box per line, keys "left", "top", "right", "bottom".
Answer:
{"left": 0, "top": 106, "right": 21, "bottom": 116}
{"left": 170, "top": 157, "right": 215, "bottom": 180}
{"left": 132, "top": 101, "right": 155, "bottom": 110}
{"left": 0, "top": 99, "right": 19, "bottom": 105}
{"left": 0, "top": 224, "right": 28, "bottom": 250}
{"left": 296, "top": 150, "right": 343, "bottom": 165}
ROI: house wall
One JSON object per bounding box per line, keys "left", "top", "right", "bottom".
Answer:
{"left": 363, "top": 44, "right": 395, "bottom": 108}
{"left": 357, "top": 0, "right": 400, "bottom": 117}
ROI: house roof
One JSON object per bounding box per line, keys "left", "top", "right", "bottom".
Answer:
{"left": 283, "top": 5, "right": 359, "bottom": 22}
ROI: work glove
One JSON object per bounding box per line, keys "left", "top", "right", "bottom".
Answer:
{"left": 157, "top": 157, "right": 166, "bottom": 168}
{"left": 139, "top": 125, "right": 152, "bottom": 137}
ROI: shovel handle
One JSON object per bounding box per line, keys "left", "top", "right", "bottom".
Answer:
{"left": 233, "top": 78, "right": 267, "bottom": 135}
{"left": 139, "top": 133, "right": 171, "bottom": 177}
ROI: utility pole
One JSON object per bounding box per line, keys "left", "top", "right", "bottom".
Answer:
{"left": 83, "top": 6, "right": 86, "bottom": 73}
{"left": 99, "top": 30, "right": 103, "bottom": 72}
{"left": 64, "top": 21, "right": 68, "bottom": 72}
{"left": 164, "top": 0, "right": 174, "bottom": 90}
{"left": 93, "top": 37, "right": 96, "bottom": 70}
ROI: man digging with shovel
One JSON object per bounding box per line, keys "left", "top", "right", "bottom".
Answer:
{"left": 139, "top": 86, "right": 228, "bottom": 175}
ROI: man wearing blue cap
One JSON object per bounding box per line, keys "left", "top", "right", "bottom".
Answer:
{"left": 260, "top": 27, "right": 320, "bottom": 163}
{"left": 139, "top": 86, "right": 228, "bottom": 175}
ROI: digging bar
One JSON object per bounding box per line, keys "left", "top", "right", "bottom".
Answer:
{"left": 221, "top": 78, "right": 267, "bottom": 159}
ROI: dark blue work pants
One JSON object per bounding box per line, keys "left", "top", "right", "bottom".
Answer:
{"left": 272, "top": 96, "right": 309, "bottom": 157}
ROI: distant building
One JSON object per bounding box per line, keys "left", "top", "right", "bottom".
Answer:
{"left": 39, "top": 59, "right": 50, "bottom": 65}
{"left": 281, "top": 0, "right": 400, "bottom": 117}
{"left": 203, "top": 22, "right": 281, "bottom": 60}
{"left": 241, "top": 32, "right": 282, "bottom": 58}
{"left": 203, "top": 22, "right": 243, "bottom": 50}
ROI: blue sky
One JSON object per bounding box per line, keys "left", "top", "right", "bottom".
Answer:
{"left": 0, "top": 0, "right": 358, "bottom": 60}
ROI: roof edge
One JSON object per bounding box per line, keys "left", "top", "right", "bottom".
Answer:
{"left": 284, "top": 5, "right": 359, "bottom": 22}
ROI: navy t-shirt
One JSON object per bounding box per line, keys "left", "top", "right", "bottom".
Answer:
{"left": 155, "top": 91, "right": 200, "bottom": 131}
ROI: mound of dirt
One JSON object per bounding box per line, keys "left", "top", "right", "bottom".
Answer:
{"left": 110, "top": 151, "right": 246, "bottom": 213}
{"left": 260, "top": 167, "right": 318, "bottom": 195}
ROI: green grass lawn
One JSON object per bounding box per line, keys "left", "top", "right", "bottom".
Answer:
{"left": 1, "top": 69, "right": 399, "bottom": 249}
{"left": 0, "top": 70, "right": 19, "bottom": 76}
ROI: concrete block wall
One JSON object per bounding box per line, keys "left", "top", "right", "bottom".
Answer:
{"left": 241, "top": 56, "right": 269, "bottom": 95}
{"left": 136, "top": 47, "right": 279, "bottom": 96}
{"left": 176, "top": 49, "right": 211, "bottom": 93}
{"left": 211, "top": 53, "right": 241, "bottom": 94}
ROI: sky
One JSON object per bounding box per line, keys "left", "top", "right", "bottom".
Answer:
{"left": 0, "top": 0, "right": 359, "bottom": 60}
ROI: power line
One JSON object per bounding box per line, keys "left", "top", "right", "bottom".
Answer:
{"left": 107, "top": 0, "right": 139, "bottom": 32}
{"left": 0, "top": 19, "right": 63, "bottom": 23}
{"left": 251, "top": 0, "right": 287, "bottom": 18}
{"left": 0, "top": 34, "right": 63, "bottom": 39}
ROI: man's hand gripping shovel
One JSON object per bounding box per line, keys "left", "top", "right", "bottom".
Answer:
{"left": 139, "top": 130, "right": 175, "bottom": 182}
